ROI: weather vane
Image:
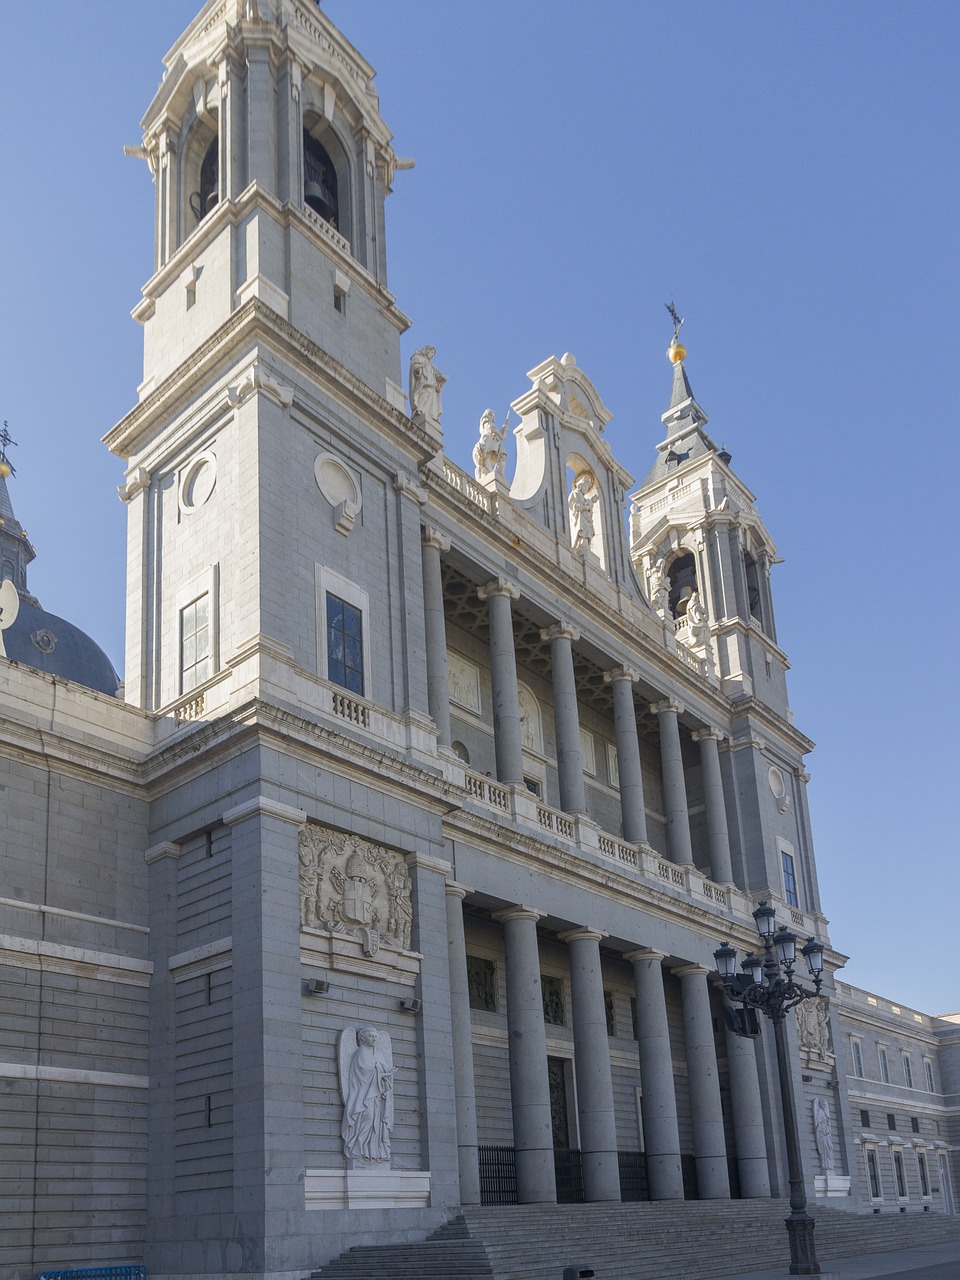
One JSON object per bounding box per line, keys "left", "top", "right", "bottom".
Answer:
{"left": 665, "top": 300, "right": 684, "bottom": 345}
{"left": 0, "top": 422, "right": 17, "bottom": 478}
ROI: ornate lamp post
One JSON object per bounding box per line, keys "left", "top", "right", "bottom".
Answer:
{"left": 713, "top": 902, "right": 825, "bottom": 1276}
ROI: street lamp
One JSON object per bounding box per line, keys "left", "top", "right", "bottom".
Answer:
{"left": 713, "top": 901, "right": 826, "bottom": 1276}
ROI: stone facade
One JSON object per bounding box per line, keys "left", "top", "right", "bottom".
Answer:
{"left": 0, "top": 2, "right": 957, "bottom": 1279}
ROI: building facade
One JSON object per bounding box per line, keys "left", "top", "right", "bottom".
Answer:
{"left": 0, "top": 2, "right": 956, "bottom": 1278}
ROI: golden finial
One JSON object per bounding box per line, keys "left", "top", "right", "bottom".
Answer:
{"left": 665, "top": 301, "right": 686, "bottom": 363}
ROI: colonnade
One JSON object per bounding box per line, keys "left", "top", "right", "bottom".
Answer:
{"left": 444, "top": 886, "right": 772, "bottom": 1206}
{"left": 422, "top": 538, "right": 736, "bottom": 886}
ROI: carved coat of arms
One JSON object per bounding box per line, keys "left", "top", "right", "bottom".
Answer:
{"left": 298, "top": 826, "right": 413, "bottom": 954}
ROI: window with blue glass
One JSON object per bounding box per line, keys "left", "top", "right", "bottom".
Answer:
{"left": 781, "top": 849, "right": 799, "bottom": 908}
{"left": 326, "top": 592, "right": 364, "bottom": 695}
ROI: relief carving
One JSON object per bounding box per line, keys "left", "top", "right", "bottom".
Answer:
{"left": 298, "top": 826, "right": 413, "bottom": 953}
{"left": 796, "top": 996, "right": 833, "bottom": 1065}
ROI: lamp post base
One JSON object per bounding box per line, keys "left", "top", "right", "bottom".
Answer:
{"left": 785, "top": 1211, "right": 820, "bottom": 1275}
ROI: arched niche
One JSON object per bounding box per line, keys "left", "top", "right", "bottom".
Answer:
{"left": 180, "top": 117, "right": 219, "bottom": 245}
{"left": 301, "top": 108, "right": 353, "bottom": 246}
{"left": 517, "top": 682, "right": 543, "bottom": 754}
{"left": 665, "top": 549, "right": 698, "bottom": 619}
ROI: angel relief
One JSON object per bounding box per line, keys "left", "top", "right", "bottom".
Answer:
{"left": 298, "top": 825, "right": 413, "bottom": 954}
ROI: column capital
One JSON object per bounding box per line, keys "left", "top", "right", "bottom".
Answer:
{"left": 422, "top": 524, "right": 451, "bottom": 553}
{"left": 444, "top": 879, "right": 474, "bottom": 901}
{"left": 478, "top": 576, "right": 520, "bottom": 602}
{"left": 540, "top": 622, "right": 580, "bottom": 645}
{"left": 559, "top": 926, "right": 606, "bottom": 944}
{"left": 492, "top": 905, "right": 544, "bottom": 925}
{"left": 650, "top": 698, "right": 683, "bottom": 718}
{"left": 222, "top": 796, "right": 307, "bottom": 826}
{"left": 673, "top": 963, "right": 712, "bottom": 979}
{"left": 394, "top": 471, "right": 429, "bottom": 503}
{"left": 404, "top": 851, "right": 452, "bottom": 876}
{"left": 692, "top": 727, "right": 725, "bottom": 744}
{"left": 625, "top": 947, "right": 666, "bottom": 964}
{"left": 144, "top": 840, "right": 181, "bottom": 865}
{"left": 603, "top": 665, "right": 639, "bottom": 685}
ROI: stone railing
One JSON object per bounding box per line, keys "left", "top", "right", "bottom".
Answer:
{"left": 303, "top": 205, "right": 352, "bottom": 255}
{"left": 536, "top": 803, "right": 575, "bottom": 839}
{"left": 597, "top": 832, "right": 640, "bottom": 869}
{"left": 439, "top": 457, "right": 494, "bottom": 514}
{"left": 330, "top": 689, "right": 370, "bottom": 729}
{"left": 175, "top": 691, "right": 206, "bottom": 724}
{"left": 464, "top": 770, "right": 509, "bottom": 812}
{"left": 647, "top": 481, "right": 699, "bottom": 516}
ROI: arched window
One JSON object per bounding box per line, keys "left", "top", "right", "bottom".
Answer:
{"left": 303, "top": 130, "right": 339, "bottom": 228}
{"left": 667, "top": 552, "right": 697, "bottom": 618}
{"left": 189, "top": 136, "right": 219, "bottom": 223}
{"left": 743, "top": 552, "right": 763, "bottom": 623}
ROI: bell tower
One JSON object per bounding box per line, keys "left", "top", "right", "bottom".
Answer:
{"left": 106, "top": 0, "right": 436, "bottom": 716}
{"left": 630, "top": 321, "right": 788, "bottom": 714}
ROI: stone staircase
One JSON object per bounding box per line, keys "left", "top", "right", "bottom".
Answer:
{"left": 312, "top": 1198, "right": 960, "bottom": 1280}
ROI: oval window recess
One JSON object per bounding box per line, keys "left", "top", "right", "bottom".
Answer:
{"left": 315, "top": 454, "right": 360, "bottom": 508}
{"left": 180, "top": 452, "right": 217, "bottom": 512}
{"left": 768, "top": 766, "right": 786, "bottom": 800}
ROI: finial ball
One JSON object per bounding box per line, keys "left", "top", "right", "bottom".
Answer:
{"left": 0, "top": 460, "right": 12, "bottom": 479}
{"left": 667, "top": 341, "right": 686, "bottom": 364}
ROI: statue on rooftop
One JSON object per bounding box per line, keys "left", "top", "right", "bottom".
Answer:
{"left": 409, "top": 346, "right": 445, "bottom": 430}
{"left": 472, "top": 409, "right": 508, "bottom": 482}
{"left": 569, "top": 472, "right": 598, "bottom": 553}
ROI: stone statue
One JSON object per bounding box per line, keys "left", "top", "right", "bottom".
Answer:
{"left": 568, "top": 473, "right": 598, "bottom": 552}
{"left": 339, "top": 1025, "right": 395, "bottom": 1165}
{"left": 472, "top": 409, "right": 508, "bottom": 482}
{"left": 813, "top": 1096, "right": 835, "bottom": 1173}
{"left": 409, "top": 346, "right": 445, "bottom": 428}
{"left": 685, "top": 590, "right": 710, "bottom": 644}
{"left": 650, "top": 564, "right": 671, "bottom": 616}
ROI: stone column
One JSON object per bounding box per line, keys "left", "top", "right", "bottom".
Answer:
{"left": 421, "top": 526, "right": 452, "bottom": 747}
{"left": 493, "top": 907, "right": 556, "bottom": 1203}
{"left": 445, "top": 881, "right": 481, "bottom": 1205}
{"left": 627, "top": 949, "right": 683, "bottom": 1200}
{"left": 651, "top": 700, "right": 694, "bottom": 866}
{"left": 562, "top": 928, "right": 621, "bottom": 1201}
{"left": 677, "top": 964, "right": 730, "bottom": 1199}
{"left": 724, "top": 1021, "right": 772, "bottom": 1198}
{"left": 144, "top": 840, "right": 181, "bottom": 1222}
{"left": 406, "top": 852, "right": 459, "bottom": 1207}
{"left": 604, "top": 666, "right": 648, "bottom": 845}
{"left": 692, "top": 729, "right": 734, "bottom": 885}
{"left": 394, "top": 474, "right": 431, "bottom": 721}
{"left": 541, "top": 623, "right": 586, "bottom": 814}
{"left": 222, "top": 796, "right": 307, "bottom": 1238}
{"left": 478, "top": 579, "right": 524, "bottom": 785}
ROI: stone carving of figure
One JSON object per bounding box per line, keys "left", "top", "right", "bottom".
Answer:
{"left": 685, "top": 590, "right": 710, "bottom": 644}
{"left": 409, "top": 346, "right": 445, "bottom": 428}
{"left": 472, "top": 409, "right": 508, "bottom": 481}
{"left": 813, "top": 1096, "right": 835, "bottom": 1173}
{"left": 796, "top": 997, "right": 831, "bottom": 1060}
{"left": 568, "top": 473, "right": 598, "bottom": 552}
{"left": 650, "top": 564, "right": 671, "bottom": 616}
{"left": 339, "top": 1026, "right": 395, "bottom": 1165}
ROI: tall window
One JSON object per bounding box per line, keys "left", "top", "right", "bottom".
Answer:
{"left": 924, "top": 1059, "right": 935, "bottom": 1092}
{"left": 879, "top": 1046, "right": 890, "bottom": 1084}
{"left": 894, "top": 1149, "right": 907, "bottom": 1199}
{"left": 781, "top": 849, "right": 799, "bottom": 908}
{"left": 903, "top": 1054, "right": 914, "bottom": 1089}
{"left": 918, "top": 1151, "right": 930, "bottom": 1198}
{"left": 180, "top": 594, "right": 211, "bottom": 693}
{"left": 866, "top": 1147, "right": 882, "bottom": 1200}
{"left": 326, "top": 593, "right": 364, "bottom": 695}
{"left": 851, "top": 1038, "right": 864, "bottom": 1077}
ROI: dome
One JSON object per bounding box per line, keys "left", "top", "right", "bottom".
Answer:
{"left": 3, "top": 593, "right": 120, "bottom": 697}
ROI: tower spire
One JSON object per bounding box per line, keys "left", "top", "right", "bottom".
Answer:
{"left": 661, "top": 304, "right": 707, "bottom": 434}
{"left": 0, "top": 424, "right": 36, "bottom": 592}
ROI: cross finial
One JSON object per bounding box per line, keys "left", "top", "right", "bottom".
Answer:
{"left": 665, "top": 300, "right": 684, "bottom": 345}
{"left": 0, "top": 422, "right": 17, "bottom": 478}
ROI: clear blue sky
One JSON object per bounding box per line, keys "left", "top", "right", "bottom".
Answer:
{"left": 0, "top": 3, "right": 956, "bottom": 1014}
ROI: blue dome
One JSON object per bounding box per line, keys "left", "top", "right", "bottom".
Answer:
{"left": 3, "top": 594, "right": 121, "bottom": 697}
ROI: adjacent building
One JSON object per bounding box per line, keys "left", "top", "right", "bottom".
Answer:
{"left": 0, "top": 2, "right": 956, "bottom": 1277}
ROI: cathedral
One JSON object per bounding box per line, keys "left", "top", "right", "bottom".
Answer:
{"left": 1, "top": 2, "right": 957, "bottom": 1278}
